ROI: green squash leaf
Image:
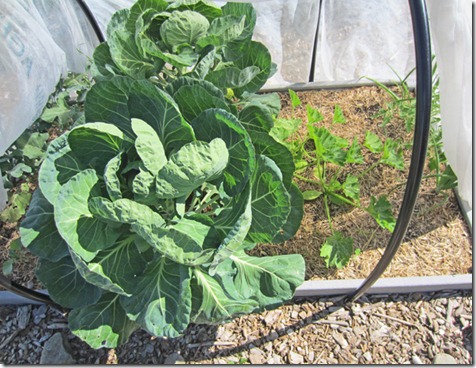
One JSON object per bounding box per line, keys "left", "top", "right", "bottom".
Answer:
{"left": 346, "top": 137, "right": 365, "bottom": 164}
{"left": 320, "top": 232, "right": 354, "bottom": 269}
{"left": 381, "top": 138, "right": 404, "bottom": 170}
{"left": 366, "top": 195, "right": 396, "bottom": 232}
{"left": 364, "top": 130, "right": 384, "bottom": 153}
{"left": 342, "top": 175, "right": 360, "bottom": 203}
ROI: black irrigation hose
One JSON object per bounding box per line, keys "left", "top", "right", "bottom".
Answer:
{"left": 0, "top": 273, "right": 60, "bottom": 308}
{"left": 75, "top": 0, "right": 105, "bottom": 43}
{"left": 346, "top": 0, "right": 432, "bottom": 303}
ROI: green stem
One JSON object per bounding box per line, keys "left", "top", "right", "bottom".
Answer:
{"left": 327, "top": 192, "right": 362, "bottom": 209}
{"left": 356, "top": 160, "right": 380, "bottom": 179}
{"left": 323, "top": 195, "right": 333, "bottom": 231}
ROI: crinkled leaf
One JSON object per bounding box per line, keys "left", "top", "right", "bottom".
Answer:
{"left": 209, "top": 187, "right": 252, "bottom": 272}
{"left": 67, "top": 123, "right": 128, "bottom": 174}
{"left": 215, "top": 251, "right": 305, "bottom": 309}
{"left": 364, "top": 130, "right": 383, "bottom": 153}
{"left": 21, "top": 132, "right": 49, "bottom": 160}
{"left": 272, "top": 182, "right": 304, "bottom": 243}
{"left": 0, "top": 190, "right": 31, "bottom": 223}
{"left": 191, "top": 268, "right": 258, "bottom": 324}
{"left": 320, "top": 232, "right": 354, "bottom": 269}
{"left": 167, "top": 0, "right": 222, "bottom": 21}
{"left": 127, "top": 80, "right": 196, "bottom": 155}
{"left": 55, "top": 169, "right": 121, "bottom": 262}
{"left": 131, "top": 118, "right": 167, "bottom": 174}
{"left": 36, "top": 257, "right": 102, "bottom": 308}
{"left": 104, "top": 153, "right": 124, "bottom": 201}
{"left": 250, "top": 132, "right": 294, "bottom": 189}
{"left": 90, "top": 42, "right": 121, "bottom": 81}
{"left": 20, "top": 189, "right": 69, "bottom": 262}
{"left": 161, "top": 10, "right": 210, "bottom": 51}
{"left": 191, "top": 108, "right": 255, "bottom": 196}
{"left": 155, "top": 138, "right": 228, "bottom": 198}
{"left": 366, "top": 195, "right": 396, "bottom": 232}
{"left": 107, "top": 9, "right": 158, "bottom": 79}
{"left": 69, "top": 293, "right": 138, "bottom": 349}
{"left": 381, "top": 138, "right": 404, "bottom": 170}
{"left": 39, "top": 134, "right": 84, "bottom": 205}
{"left": 246, "top": 155, "right": 290, "bottom": 243}
{"left": 238, "top": 102, "right": 274, "bottom": 133}
{"left": 196, "top": 15, "right": 245, "bottom": 48}
{"left": 173, "top": 84, "right": 230, "bottom": 122}
{"left": 120, "top": 255, "right": 192, "bottom": 337}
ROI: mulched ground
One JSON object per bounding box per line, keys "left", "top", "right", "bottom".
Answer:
{"left": 0, "top": 290, "right": 472, "bottom": 364}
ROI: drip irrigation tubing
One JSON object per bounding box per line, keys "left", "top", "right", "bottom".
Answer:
{"left": 346, "top": 0, "right": 432, "bottom": 303}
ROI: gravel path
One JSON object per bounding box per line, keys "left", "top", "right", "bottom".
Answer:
{"left": 0, "top": 290, "right": 472, "bottom": 364}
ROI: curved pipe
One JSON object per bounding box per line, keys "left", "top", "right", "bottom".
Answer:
{"left": 75, "top": 0, "right": 105, "bottom": 43}
{"left": 347, "top": 0, "right": 432, "bottom": 303}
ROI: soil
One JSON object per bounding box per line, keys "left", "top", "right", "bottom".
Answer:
{"left": 0, "top": 85, "right": 472, "bottom": 289}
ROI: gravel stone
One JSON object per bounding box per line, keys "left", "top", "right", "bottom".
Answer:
{"left": 433, "top": 353, "right": 457, "bottom": 364}
{"left": 39, "top": 333, "right": 75, "bottom": 365}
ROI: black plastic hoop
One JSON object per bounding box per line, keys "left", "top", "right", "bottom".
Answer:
{"left": 347, "top": 0, "right": 432, "bottom": 303}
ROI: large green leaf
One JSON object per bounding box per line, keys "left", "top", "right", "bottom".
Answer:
{"left": 272, "top": 182, "right": 304, "bottom": 243}
{"left": 104, "top": 153, "right": 124, "bottom": 201}
{"left": 209, "top": 187, "right": 252, "bottom": 271}
{"left": 54, "top": 169, "right": 121, "bottom": 262}
{"left": 67, "top": 123, "right": 129, "bottom": 174}
{"left": 90, "top": 42, "right": 121, "bottom": 81}
{"left": 250, "top": 132, "right": 294, "bottom": 189}
{"left": 69, "top": 293, "right": 138, "bottom": 349}
{"left": 166, "top": 0, "right": 222, "bottom": 21}
{"left": 82, "top": 236, "right": 148, "bottom": 296}
{"left": 36, "top": 257, "right": 102, "bottom": 308}
{"left": 232, "top": 41, "right": 272, "bottom": 96}
{"left": 20, "top": 189, "right": 69, "bottom": 262}
{"left": 38, "top": 134, "right": 83, "bottom": 205}
{"left": 215, "top": 251, "right": 305, "bottom": 309}
{"left": 160, "top": 10, "right": 210, "bottom": 51}
{"left": 196, "top": 15, "right": 245, "bottom": 48}
{"left": 191, "top": 268, "right": 258, "bottom": 324}
{"left": 246, "top": 155, "right": 291, "bottom": 243}
{"left": 120, "top": 255, "right": 192, "bottom": 337}
{"left": 131, "top": 118, "right": 167, "bottom": 174}
{"left": 205, "top": 66, "right": 260, "bottom": 92}
{"left": 127, "top": 80, "right": 196, "bottom": 155}
{"left": 85, "top": 76, "right": 134, "bottom": 137}
{"left": 173, "top": 84, "right": 230, "bottom": 122}
{"left": 308, "top": 125, "right": 348, "bottom": 166}
{"left": 107, "top": 9, "right": 158, "bottom": 79}
{"left": 155, "top": 138, "right": 228, "bottom": 198}
{"left": 191, "top": 108, "right": 255, "bottom": 196}
{"left": 238, "top": 102, "right": 274, "bottom": 133}
{"left": 221, "top": 2, "right": 256, "bottom": 42}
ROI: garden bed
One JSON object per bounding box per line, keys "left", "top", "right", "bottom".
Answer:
{"left": 0, "top": 85, "right": 472, "bottom": 291}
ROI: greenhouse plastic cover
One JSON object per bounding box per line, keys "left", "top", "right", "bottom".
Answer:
{"left": 0, "top": 0, "right": 472, "bottom": 211}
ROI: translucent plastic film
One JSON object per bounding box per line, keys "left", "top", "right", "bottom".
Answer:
{"left": 313, "top": 0, "right": 416, "bottom": 86}
{"left": 427, "top": 0, "right": 472, "bottom": 209}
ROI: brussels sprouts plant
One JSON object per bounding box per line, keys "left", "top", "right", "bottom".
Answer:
{"left": 20, "top": 71, "right": 304, "bottom": 348}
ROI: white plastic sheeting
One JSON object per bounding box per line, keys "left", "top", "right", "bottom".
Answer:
{"left": 313, "top": 0, "right": 416, "bottom": 86}
{"left": 427, "top": 0, "right": 472, "bottom": 209}
{"left": 0, "top": 0, "right": 472, "bottom": 211}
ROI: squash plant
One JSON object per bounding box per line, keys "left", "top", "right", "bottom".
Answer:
{"left": 19, "top": 1, "right": 304, "bottom": 350}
